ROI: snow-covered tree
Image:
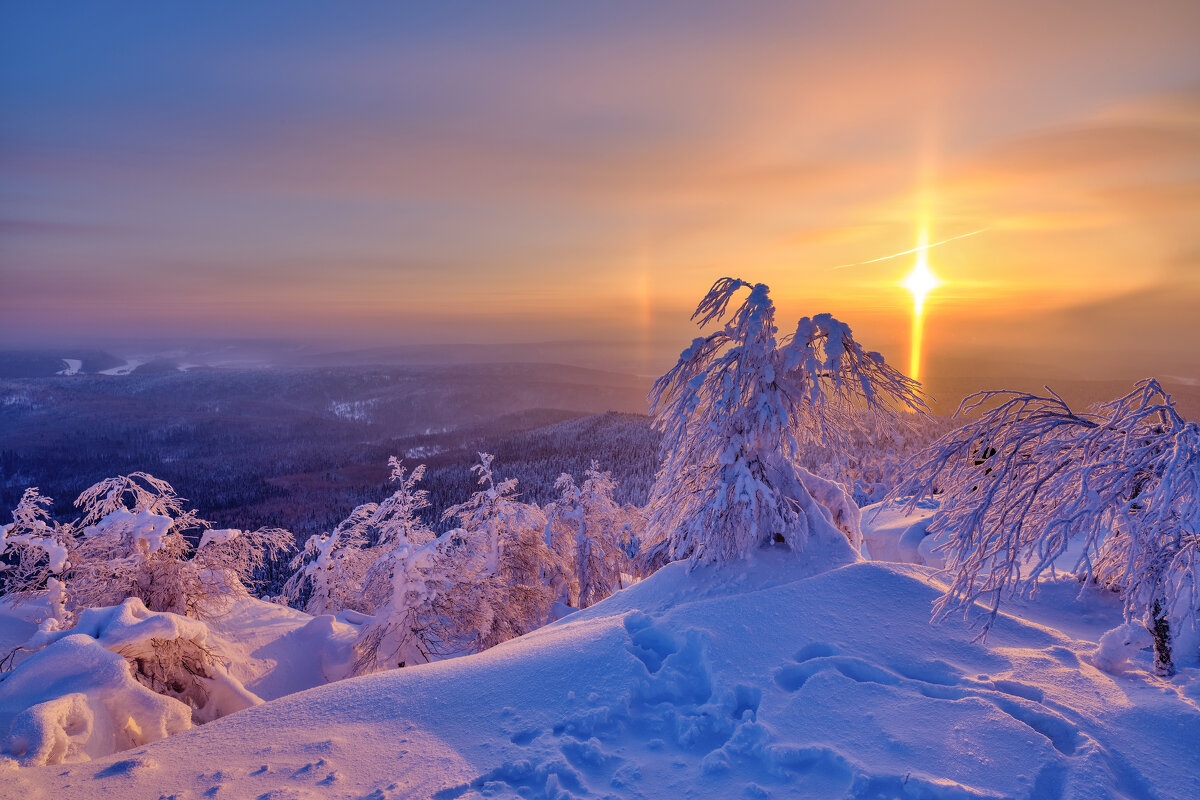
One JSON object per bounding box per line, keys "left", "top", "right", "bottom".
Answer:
{"left": 282, "top": 504, "right": 376, "bottom": 615}
{"left": 68, "top": 474, "right": 228, "bottom": 617}
{"left": 283, "top": 459, "right": 436, "bottom": 615}
{"left": 287, "top": 454, "right": 568, "bottom": 669}
{"left": 899, "top": 379, "right": 1200, "bottom": 675}
{"left": 192, "top": 526, "right": 296, "bottom": 598}
{"left": 353, "top": 531, "right": 477, "bottom": 672}
{"left": 0, "top": 488, "right": 71, "bottom": 621}
{"left": 352, "top": 461, "right": 457, "bottom": 670}
{"left": 75, "top": 472, "right": 205, "bottom": 531}
{"left": 443, "top": 453, "right": 561, "bottom": 650}
{"left": 644, "top": 277, "right": 925, "bottom": 569}
{"left": 547, "top": 462, "right": 629, "bottom": 608}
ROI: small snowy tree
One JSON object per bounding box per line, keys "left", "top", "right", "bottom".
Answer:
{"left": 283, "top": 459, "right": 435, "bottom": 616}
{"left": 644, "top": 277, "right": 925, "bottom": 569}
{"left": 0, "top": 488, "right": 71, "bottom": 621}
{"left": 282, "top": 504, "right": 376, "bottom": 615}
{"left": 353, "top": 531, "right": 477, "bottom": 672}
{"left": 548, "top": 462, "right": 628, "bottom": 608}
{"left": 67, "top": 473, "right": 249, "bottom": 618}
{"left": 899, "top": 379, "right": 1200, "bottom": 675}
{"left": 193, "top": 527, "right": 296, "bottom": 597}
{"left": 352, "top": 460, "right": 458, "bottom": 670}
{"left": 443, "top": 453, "right": 561, "bottom": 649}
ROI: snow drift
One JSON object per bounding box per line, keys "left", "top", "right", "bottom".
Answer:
{"left": 0, "top": 596, "right": 357, "bottom": 768}
{"left": 5, "top": 549, "right": 1198, "bottom": 799}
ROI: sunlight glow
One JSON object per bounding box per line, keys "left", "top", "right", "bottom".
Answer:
{"left": 902, "top": 229, "right": 942, "bottom": 382}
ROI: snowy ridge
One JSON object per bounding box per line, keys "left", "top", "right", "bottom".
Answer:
{"left": 7, "top": 551, "right": 1198, "bottom": 799}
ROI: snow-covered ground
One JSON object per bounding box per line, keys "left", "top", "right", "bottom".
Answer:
{"left": 54, "top": 359, "right": 81, "bottom": 376}
{"left": 329, "top": 399, "right": 378, "bottom": 422}
{"left": 3, "top": 547, "right": 1197, "bottom": 799}
{"left": 98, "top": 358, "right": 148, "bottom": 376}
{"left": 861, "top": 498, "right": 1107, "bottom": 576}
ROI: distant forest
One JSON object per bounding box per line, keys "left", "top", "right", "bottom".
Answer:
{"left": 0, "top": 361, "right": 656, "bottom": 540}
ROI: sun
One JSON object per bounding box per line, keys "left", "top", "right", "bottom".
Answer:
{"left": 903, "top": 251, "right": 941, "bottom": 312}
{"left": 902, "top": 230, "right": 942, "bottom": 382}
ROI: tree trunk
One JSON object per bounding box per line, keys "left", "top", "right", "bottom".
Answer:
{"left": 1151, "top": 600, "right": 1174, "bottom": 678}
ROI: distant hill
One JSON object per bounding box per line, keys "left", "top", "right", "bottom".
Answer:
{"left": 0, "top": 363, "right": 653, "bottom": 540}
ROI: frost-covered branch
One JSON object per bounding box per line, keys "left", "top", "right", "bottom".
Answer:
{"left": 899, "top": 379, "right": 1200, "bottom": 673}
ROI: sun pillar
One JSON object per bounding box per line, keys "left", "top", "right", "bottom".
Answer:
{"left": 902, "top": 228, "right": 941, "bottom": 383}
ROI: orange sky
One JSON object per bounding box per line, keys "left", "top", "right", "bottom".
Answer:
{"left": 2, "top": 2, "right": 1198, "bottom": 392}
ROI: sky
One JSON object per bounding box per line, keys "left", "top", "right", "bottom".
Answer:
{"left": 2, "top": 1, "right": 1199, "bottom": 391}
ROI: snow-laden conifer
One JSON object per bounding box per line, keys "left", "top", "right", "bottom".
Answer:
{"left": 283, "top": 458, "right": 435, "bottom": 615}
{"left": 644, "top": 277, "right": 924, "bottom": 569}
{"left": 352, "top": 460, "right": 456, "bottom": 670}
{"left": 547, "top": 462, "right": 631, "bottom": 608}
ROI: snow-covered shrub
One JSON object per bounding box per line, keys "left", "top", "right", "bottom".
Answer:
{"left": 899, "top": 379, "right": 1200, "bottom": 675}
{"left": 2, "top": 474, "right": 295, "bottom": 624}
{"left": 1092, "top": 622, "right": 1154, "bottom": 674}
{"left": 289, "top": 455, "right": 568, "bottom": 671}
{"left": 644, "top": 277, "right": 925, "bottom": 569}
{"left": 0, "top": 598, "right": 259, "bottom": 766}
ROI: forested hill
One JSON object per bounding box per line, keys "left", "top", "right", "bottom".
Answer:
{"left": 0, "top": 363, "right": 653, "bottom": 539}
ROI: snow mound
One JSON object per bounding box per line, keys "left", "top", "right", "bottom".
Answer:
{"left": 0, "top": 599, "right": 263, "bottom": 767}
{"left": 861, "top": 498, "right": 940, "bottom": 566}
{"left": 0, "top": 632, "right": 190, "bottom": 767}
{"left": 10, "top": 552, "right": 1200, "bottom": 798}
{"left": 207, "top": 598, "right": 360, "bottom": 698}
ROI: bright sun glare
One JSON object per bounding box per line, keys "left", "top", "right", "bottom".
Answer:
{"left": 902, "top": 229, "right": 942, "bottom": 383}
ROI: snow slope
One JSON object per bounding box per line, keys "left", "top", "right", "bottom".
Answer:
{"left": 209, "top": 597, "right": 358, "bottom": 701}
{"left": 6, "top": 549, "right": 1198, "bottom": 799}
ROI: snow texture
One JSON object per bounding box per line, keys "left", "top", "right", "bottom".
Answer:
{"left": 6, "top": 549, "right": 1197, "bottom": 799}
